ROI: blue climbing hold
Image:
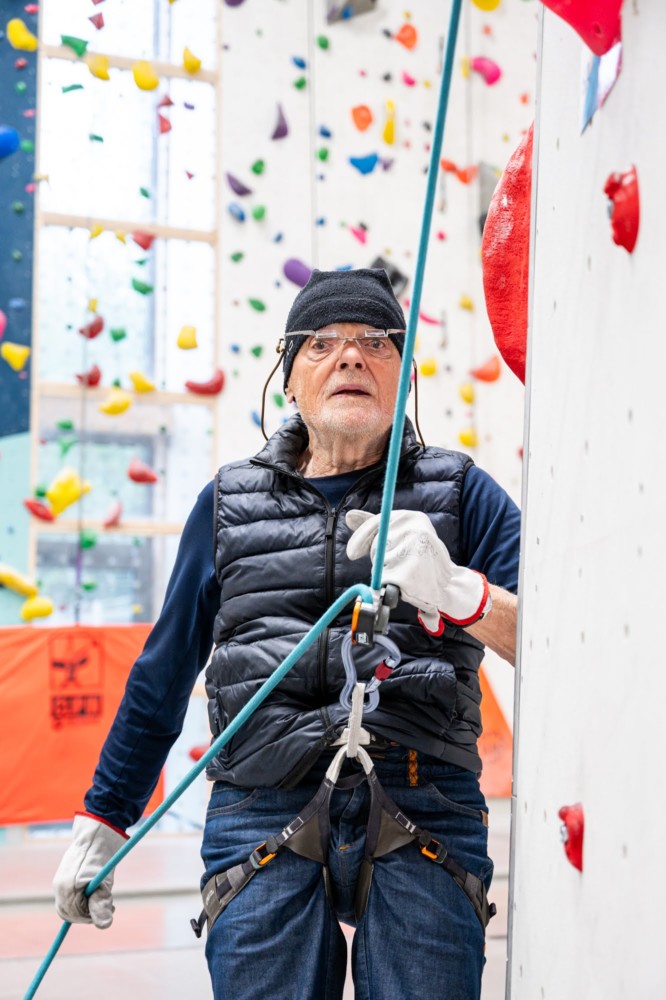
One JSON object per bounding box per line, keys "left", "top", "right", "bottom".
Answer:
{"left": 0, "top": 125, "right": 20, "bottom": 160}
{"left": 319, "top": 125, "right": 332, "bottom": 138}
{"left": 292, "top": 56, "right": 307, "bottom": 69}
{"left": 349, "top": 153, "right": 379, "bottom": 175}
{"left": 251, "top": 410, "right": 262, "bottom": 427}
{"left": 228, "top": 202, "right": 246, "bottom": 222}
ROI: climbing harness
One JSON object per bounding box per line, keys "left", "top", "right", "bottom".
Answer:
{"left": 192, "top": 645, "right": 496, "bottom": 938}
{"left": 25, "top": 2, "right": 465, "bottom": 995}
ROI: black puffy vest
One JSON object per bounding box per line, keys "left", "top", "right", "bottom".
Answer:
{"left": 205, "top": 416, "right": 486, "bottom": 788}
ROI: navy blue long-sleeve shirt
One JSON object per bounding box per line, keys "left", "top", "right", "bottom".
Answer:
{"left": 85, "top": 465, "right": 521, "bottom": 830}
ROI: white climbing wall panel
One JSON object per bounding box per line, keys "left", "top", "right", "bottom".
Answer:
{"left": 509, "top": 4, "right": 666, "bottom": 998}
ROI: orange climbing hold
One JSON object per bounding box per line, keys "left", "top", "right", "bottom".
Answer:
{"left": 470, "top": 355, "right": 501, "bottom": 382}
{"left": 395, "top": 24, "right": 418, "bottom": 50}
{"left": 351, "top": 105, "right": 373, "bottom": 131}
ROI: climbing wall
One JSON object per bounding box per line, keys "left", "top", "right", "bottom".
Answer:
{"left": 215, "top": 0, "right": 537, "bottom": 741}
{"left": 509, "top": 3, "right": 666, "bottom": 997}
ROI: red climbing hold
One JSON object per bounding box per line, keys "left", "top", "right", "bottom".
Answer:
{"left": 185, "top": 369, "right": 225, "bottom": 395}
{"left": 481, "top": 124, "right": 533, "bottom": 384}
{"left": 75, "top": 363, "right": 102, "bottom": 387}
{"left": 470, "top": 355, "right": 501, "bottom": 383}
{"left": 132, "top": 231, "right": 156, "bottom": 251}
{"left": 604, "top": 166, "right": 639, "bottom": 255}
{"left": 128, "top": 459, "right": 158, "bottom": 484}
{"left": 558, "top": 803, "right": 584, "bottom": 872}
{"left": 79, "top": 315, "right": 104, "bottom": 340}
{"left": 23, "top": 498, "right": 55, "bottom": 522}
{"left": 540, "top": 0, "right": 621, "bottom": 56}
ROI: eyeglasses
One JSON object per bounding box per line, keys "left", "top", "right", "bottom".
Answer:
{"left": 280, "top": 329, "right": 405, "bottom": 361}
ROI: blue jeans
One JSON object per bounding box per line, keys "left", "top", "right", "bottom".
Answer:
{"left": 200, "top": 747, "right": 493, "bottom": 1000}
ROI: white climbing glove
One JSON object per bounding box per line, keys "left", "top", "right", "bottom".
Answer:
{"left": 346, "top": 509, "right": 490, "bottom": 634}
{"left": 53, "top": 813, "right": 128, "bottom": 929}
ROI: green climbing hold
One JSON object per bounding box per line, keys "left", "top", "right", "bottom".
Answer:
{"left": 15, "top": 81, "right": 27, "bottom": 95}
{"left": 110, "top": 327, "right": 127, "bottom": 342}
{"left": 252, "top": 205, "right": 266, "bottom": 221}
{"left": 56, "top": 419, "right": 75, "bottom": 431}
{"left": 230, "top": 251, "right": 244, "bottom": 262}
{"left": 134, "top": 258, "right": 148, "bottom": 266}
{"left": 112, "top": 377, "right": 122, "bottom": 388}
{"left": 317, "top": 148, "right": 329, "bottom": 162}
{"left": 20, "top": 139, "right": 34, "bottom": 153}
{"left": 132, "top": 279, "right": 154, "bottom": 295}
{"left": 316, "top": 35, "right": 330, "bottom": 50}
{"left": 62, "top": 84, "right": 84, "bottom": 94}
{"left": 248, "top": 299, "right": 266, "bottom": 312}
{"left": 293, "top": 76, "right": 307, "bottom": 90}
{"left": 89, "top": 134, "right": 104, "bottom": 143}
{"left": 35, "top": 484, "right": 47, "bottom": 498}
{"left": 140, "top": 186, "right": 151, "bottom": 198}
{"left": 250, "top": 345, "right": 264, "bottom": 358}
{"left": 251, "top": 159, "right": 265, "bottom": 175}
{"left": 81, "top": 579, "right": 97, "bottom": 592}
{"left": 12, "top": 201, "right": 25, "bottom": 214}
{"left": 79, "top": 529, "right": 97, "bottom": 550}
{"left": 272, "top": 393, "right": 284, "bottom": 408}
{"left": 61, "top": 35, "right": 89, "bottom": 57}
{"left": 58, "top": 436, "right": 77, "bottom": 458}
{"left": 12, "top": 249, "right": 23, "bottom": 262}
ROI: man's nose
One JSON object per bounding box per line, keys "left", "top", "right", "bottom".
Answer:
{"left": 336, "top": 340, "right": 366, "bottom": 369}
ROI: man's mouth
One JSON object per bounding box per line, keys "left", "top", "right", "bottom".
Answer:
{"left": 331, "top": 385, "right": 371, "bottom": 397}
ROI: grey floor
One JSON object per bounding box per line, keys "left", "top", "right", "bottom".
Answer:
{"left": 0, "top": 799, "right": 510, "bottom": 1000}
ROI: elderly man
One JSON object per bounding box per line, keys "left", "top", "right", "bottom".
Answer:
{"left": 54, "top": 268, "right": 520, "bottom": 1000}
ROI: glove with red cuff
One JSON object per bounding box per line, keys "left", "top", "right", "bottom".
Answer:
{"left": 53, "top": 812, "right": 128, "bottom": 929}
{"left": 346, "top": 509, "right": 491, "bottom": 635}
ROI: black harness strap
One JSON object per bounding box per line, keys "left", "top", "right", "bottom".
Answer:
{"left": 192, "top": 764, "right": 495, "bottom": 938}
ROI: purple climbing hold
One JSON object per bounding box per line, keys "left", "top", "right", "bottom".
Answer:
{"left": 271, "top": 103, "right": 289, "bottom": 140}
{"left": 224, "top": 0, "right": 247, "bottom": 6}
{"left": 226, "top": 173, "right": 253, "bottom": 196}
{"left": 283, "top": 258, "right": 313, "bottom": 288}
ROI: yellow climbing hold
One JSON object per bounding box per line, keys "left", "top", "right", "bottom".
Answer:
{"left": 459, "top": 382, "right": 475, "bottom": 405}
{"left": 133, "top": 60, "right": 160, "bottom": 91}
{"left": 177, "top": 325, "right": 198, "bottom": 350}
{"left": 87, "top": 298, "right": 98, "bottom": 313}
{"left": 461, "top": 56, "right": 471, "bottom": 80}
{"left": 458, "top": 428, "right": 478, "bottom": 448}
{"left": 99, "top": 388, "right": 133, "bottom": 415}
{"left": 382, "top": 100, "right": 396, "bottom": 146}
{"left": 183, "top": 47, "right": 202, "bottom": 74}
{"left": 1, "top": 341, "right": 31, "bottom": 372}
{"left": 459, "top": 294, "right": 474, "bottom": 311}
{"left": 470, "top": 0, "right": 502, "bottom": 11}
{"left": 89, "top": 224, "right": 104, "bottom": 240}
{"left": 0, "top": 563, "right": 38, "bottom": 598}
{"left": 419, "top": 358, "right": 438, "bottom": 377}
{"left": 115, "top": 231, "right": 127, "bottom": 244}
{"left": 86, "top": 53, "right": 111, "bottom": 80}
{"left": 129, "top": 370, "right": 155, "bottom": 393}
{"left": 46, "top": 467, "right": 92, "bottom": 516}
{"left": 21, "top": 595, "right": 55, "bottom": 622}
{"left": 7, "top": 18, "right": 38, "bottom": 52}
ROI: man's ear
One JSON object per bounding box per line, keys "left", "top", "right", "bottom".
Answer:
{"left": 285, "top": 386, "right": 296, "bottom": 405}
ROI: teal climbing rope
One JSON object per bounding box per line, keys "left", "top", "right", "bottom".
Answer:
{"left": 24, "top": 2, "right": 462, "bottom": 995}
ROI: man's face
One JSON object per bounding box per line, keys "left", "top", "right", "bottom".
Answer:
{"left": 285, "top": 322, "right": 402, "bottom": 441}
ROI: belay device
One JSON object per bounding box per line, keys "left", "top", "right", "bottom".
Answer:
{"left": 191, "top": 591, "right": 495, "bottom": 938}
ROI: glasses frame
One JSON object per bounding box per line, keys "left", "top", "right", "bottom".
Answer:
{"left": 278, "top": 328, "right": 406, "bottom": 354}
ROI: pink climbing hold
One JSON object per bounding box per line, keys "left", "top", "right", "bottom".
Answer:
{"left": 401, "top": 70, "right": 417, "bottom": 87}
{"left": 470, "top": 56, "right": 502, "bottom": 86}
{"left": 349, "top": 226, "right": 367, "bottom": 245}
{"left": 540, "top": 0, "right": 621, "bottom": 57}
{"left": 0, "top": 309, "right": 6, "bottom": 339}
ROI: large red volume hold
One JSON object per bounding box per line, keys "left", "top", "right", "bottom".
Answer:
{"left": 185, "top": 369, "right": 225, "bottom": 395}
{"left": 540, "top": 0, "right": 622, "bottom": 56}
{"left": 481, "top": 124, "right": 533, "bottom": 385}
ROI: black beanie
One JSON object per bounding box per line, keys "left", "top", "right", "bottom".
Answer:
{"left": 282, "top": 268, "right": 406, "bottom": 389}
